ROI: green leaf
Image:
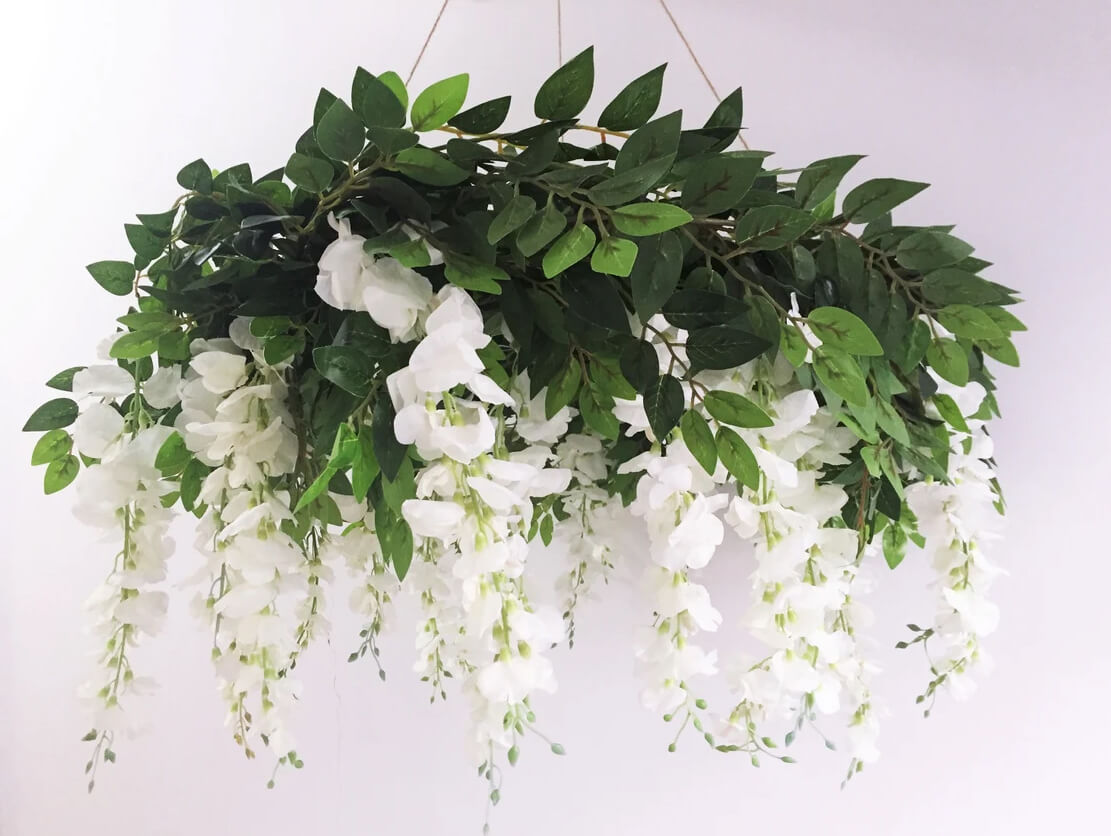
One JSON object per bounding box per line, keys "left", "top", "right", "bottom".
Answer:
{"left": 411, "top": 73, "right": 469, "bottom": 131}
{"left": 629, "top": 231, "right": 681, "bottom": 320}
{"left": 705, "top": 86, "right": 744, "bottom": 131}
{"left": 807, "top": 307, "right": 884, "bottom": 356}
{"left": 620, "top": 339, "right": 659, "bottom": 393}
{"left": 882, "top": 523, "right": 907, "bottom": 569}
{"left": 685, "top": 326, "right": 771, "bottom": 371}
{"left": 381, "top": 515, "right": 414, "bottom": 580}
{"left": 734, "top": 206, "right": 815, "bottom": 251}
{"left": 662, "top": 290, "right": 746, "bottom": 330}
{"left": 598, "top": 63, "right": 666, "bottom": 131}
{"left": 313, "top": 346, "right": 374, "bottom": 397}
{"left": 875, "top": 398, "right": 911, "bottom": 446}
{"left": 616, "top": 111, "right": 681, "bottom": 173}
{"left": 610, "top": 202, "right": 692, "bottom": 237}
{"left": 586, "top": 156, "right": 673, "bottom": 206}
{"left": 352, "top": 67, "right": 407, "bottom": 128}
{"left": 372, "top": 396, "right": 407, "bottom": 482}
{"left": 516, "top": 201, "right": 568, "bottom": 257}
{"left": 980, "top": 336, "right": 1020, "bottom": 367}
{"left": 795, "top": 155, "right": 864, "bottom": 211}
{"left": 545, "top": 358, "right": 582, "bottom": 419}
{"left": 450, "top": 96, "right": 512, "bottom": 133}
{"left": 45, "top": 367, "right": 84, "bottom": 391}
{"left": 444, "top": 252, "right": 507, "bottom": 294}
{"left": 392, "top": 148, "right": 470, "bottom": 186}
{"left": 44, "top": 454, "right": 79, "bottom": 495}
{"left": 842, "top": 178, "right": 929, "bottom": 223}
{"left": 366, "top": 127, "right": 419, "bottom": 156}
{"left": 316, "top": 99, "right": 366, "bottom": 161}
{"left": 488, "top": 195, "right": 536, "bottom": 244}
{"left": 180, "top": 459, "right": 207, "bottom": 512}
{"left": 295, "top": 468, "right": 335, "bottom": 513}
{"left": 109, "top": 330, "right": 163, "bottom": 360}
{"left": 542, "top": 224, "right": 597, "bottom": 277}
{"left": 680, "top": 410, "right": 717, "bottom": 475}
{"left": 263, "top": 333, "right": 305, "bottom": 365}
{"left": 933, "top": 393, "right": 970, "bottom": 433}
{"left": 335, "top": 312, "right": 392, "bottom": 357}
{"left": 590, "top": 357, "right": 637, "bottom": 400}
{"left": 812, "top": 347, "right": 869, "bottom": 405}
{"left": 780, "top": 323, "right": 808, "bottom": 367}
{"left": 351, "top": 429, "right": 380, "bottom": 501}
{"left": 716, "top": 426, "right": 759, "bottom": 490}
{"left": 382, "top": 456, "right": 416, "bottom": 514}
{"left": 31, "top": 429, "right": 72, "bottom": 465}
{"left": 982, "top": 306, "right": 1027, "bottom": 333}
{"left": 535, "top": 46, "right": 594, "bottom": 120}
{"left": 284, "top": 152, "right": 331, "bottom": 192}
{"left": 590, "top": 236, "right": 638, "bottom": 277}
{"left": 643, "top": 375, "right": 684, "bottom": 440}
{"left": 137, "top": 209, "right": 177, "bottom": 237}
{"left": 579, "top": 386, "right": 619, "bottom": 440}
{"left": 936, "top": 304, "right": 1004, "bottom": 340}
{"left": 23, "top": 398, "right": 79, "bottom": 432}
{"left": 895, "top": 231, "right": 974, "bottom": 271}
{"left": 155, "top": 432, "right": 190, "bottom": 477}
{"left": 176, "top": 158, "right": 213, "bottom": 194}
{"left": 86, "top": 261, "right": 135, "bottom": 296}
{"left": 921, "top": 269, "right": 1013, "bottom": 305}
{"left": 926, "top": 338, "right": 969, "bottom": 385}
{"left": 388, "top": 237, "right": 432, "bottom": 268}
{"left": 378, "top": 72, "right": 409, "bottom": 110}
{"left": 681, "top": 156, "right": 761, "bottom": 215}
{"left": 703, "top": 390, "right": 773, "bottom": 428}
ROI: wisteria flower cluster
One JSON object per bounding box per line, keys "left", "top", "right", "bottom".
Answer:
{"left": 23, "top": 49, "right": 1022, "bottom": 811}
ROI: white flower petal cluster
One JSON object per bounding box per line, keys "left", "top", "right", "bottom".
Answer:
{"left": 907, "top": 376, "right": 1003, "bottom": 702}
{"left": 314, "top": 213, "right": 433, "bottom": 343}
{"left": 177, "top": 320, "right": 310, "bottom": 761}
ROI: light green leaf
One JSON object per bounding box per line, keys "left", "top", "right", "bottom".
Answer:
{"left": 31, "top": 429, "right": 72, "bottom": 466}
{"left": 703, "top": 390, "right": 773, "bottom": 428}
{"left": 610, "top": 202, "right": 692, "bottom": 237}
{"left": 875, "top": 398, "right": 911, "bottom": 446}
{"left": 590, "top": 237, "right": 638, "bottom": 277}
{"left": 109, "top": 330, "right": 163, "bottom": 360}
{"left": 980, "top": 337, "right": 1020, "bottom": 367}
{"left": 351, "top": 430, "right": 379, "bottom": 501}
{"left": 313, "top": 345, "right": 374, "bottom": 397}
{"left": 812, "top": 347, "right": 869, "bottom": 405}
{"left": 933, "top": 393, "right": 970, "bottom": 433}
{"left": 155, "top": 432, "right": 190, "bottom": 476}
{"left": 937, "top": 304, "right": 1004, "bottom": 340}
{"left": 444, "top": 252, "right": 507, "bottom": 294}
{"left": 542, "top": 224, "right": 597, "bottom": 277}
{"left": 579, "top": 386, "right": 619, "bottom": 440}
{"left": 807, "top": 307, "right": 884, "bottom": 356}
{"left": 44, "top": 454, "right": 79, "bottom": 495}
{"left": 411, "top": 73, "right": 469, "bottom": 131}
{"left": 926, "top": 338, "right": 970, "bottom": 385}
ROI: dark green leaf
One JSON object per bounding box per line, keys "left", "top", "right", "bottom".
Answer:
{"left": 681, "top": 156, "right": 761, "bottom": 215}
{"left": 381, "top": 514, "right": 414, "bottom": 580}
{"left": 895, "top": 231, "right": 974, "bottom": 271}
{"left": 488, "top": 195, "right": 537, "bottom": 244}
{"left": 444, "top": 252, "right": 507, "bottom": 294}
{"left": 392, "top": 148, "right": 470, "bottom": 186}
{"left": 313, "top": 345, "right": 374, "bottom": 397}
{"left": 586, "top": 156, "right": 673, "bottom": 206}
{"left": 795, "top": 155, "right": 865, "bottom": 211}
{"left": 45, "top": 367, "right": 84, "bottom": 391}
{"left": 450, "top": 96, "right": 512, "bottom": 133}
{"left": 662, "top": 290, "right": 746, "bottom": 330}
{"left": 921, "top": 269, "right": 1013, "bottom": 305}
{"left": 411, "top": 73, "right": 469, "bottom": 131}
{"left": 882, "top": 524, "right": 907, "bottom": 569}
{"left": 703, "top": 390, "right": 773, "bottom": 428}
{"left": 516, "top": 202, "right": 568, "bottom": 257}
{"left": 842, "top": 178, "right": 929, "bottom": 223}
{"left": 180, "top": 459, "right": 207, "bottom": 512}
{"left": 643, "top": 374, "right": 683, "bottom": 440}
{"left": 366, "top": 127, "right": 419, "bottom": 156}
{"left": 176, "top": 158, "right": 212, "bottom": 194}
{"left": 285, "top": 151, "right": 334, "bottom": 193}
{"left": 124, "top": 224, "right": 163, "bottom": 260}
{"left": 372, "top": 396, "right": 407, "bottom": 482}
{"left": 545, "top": 358, "right": 582, "bottom": 419}
{"left": 378, "top": 72, "right": 409, "bottom": 109}
{"left": 807, "top": 307, "right": 884, "bottom": 356}
{"left": 535, "top": 46, "right": 594, "bottom": 120}
{"left": 86, "top": 261, "right": 135, "bottom": 296}
{"left": 155, "top": 432, "right": 191, "bottom": 477}
{"left": 335, "top": 312, "right": 392, "bottom": 357}
{"left": 598, "top": 63, "right": 666, "bottom": 131}
{"left": 685, "top": 326, "right": 771, "bottom": 371}
{"left": 352, "top": 67, "right": 407, "bottom": 128}
{"left": 680, "top": 410, "right": 717, "bottom": 475}
{"left": 352, "top": 429, "right": 380, "bottom": 501}
{"left": 579, "top": 385, "right": 619, "bottom": 440}
{"left": 734, "top": 206, "right": 815, "bottom": 251}
{"left": 620, "top": 340, "right": 659, "bottom": 393}
{"left": 616, "top": 111, "right": 681, "bottom": 173}
{"left": 316, "top": 99, "right": 366, "bottom": 161}
{"left": 543, "top": 224, "right": 597, "bottom": 277}
{"left": 24, "top": 398, "right": 79, "bottom": 432}
{"left": 629, "top": 231, "right": 681, "bottom": 320}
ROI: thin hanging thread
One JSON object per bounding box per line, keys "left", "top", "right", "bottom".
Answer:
{"left": 556, "top": 0, "right": 564, "bottom": 66}
{"left": 657, "top": 0, "right": 750, "bottom": 149}
{"left": 407, "top": 0, "right": 452, "bottom": 85}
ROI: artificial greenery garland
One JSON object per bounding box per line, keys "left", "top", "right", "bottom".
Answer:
{"left": 23, "top": 46, "right": 1022, "bottom": 810}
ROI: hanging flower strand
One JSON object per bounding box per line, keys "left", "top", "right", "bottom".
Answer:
{"left": 22, "top": 46, "right": 1022, "bottom": 824}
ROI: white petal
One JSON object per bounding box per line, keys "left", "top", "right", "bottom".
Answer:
{"left": 72, "top": 365, "right": 134, "bottom": 399}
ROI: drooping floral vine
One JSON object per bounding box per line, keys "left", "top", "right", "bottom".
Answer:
{"left": 23, "top": 47, "right": 1021, "bottom": 823}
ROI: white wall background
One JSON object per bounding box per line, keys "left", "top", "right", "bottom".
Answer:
{"left": 1, "top": 1, "right": 1108, "bottom": 834}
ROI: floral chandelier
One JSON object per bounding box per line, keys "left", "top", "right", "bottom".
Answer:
{"left": 22, "top": 44, "right": 1022, "bottom": 816}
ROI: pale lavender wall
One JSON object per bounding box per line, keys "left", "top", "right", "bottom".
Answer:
{"left": 2, "top": 1, "right": 1108, "bottom": 834}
